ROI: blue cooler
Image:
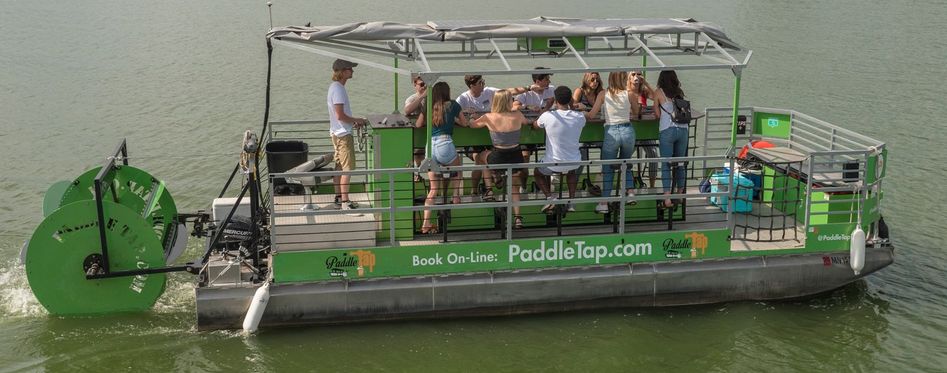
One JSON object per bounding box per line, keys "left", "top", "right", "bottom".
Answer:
{"left": 710, "top": 172, "right": 754, "bottom": 212}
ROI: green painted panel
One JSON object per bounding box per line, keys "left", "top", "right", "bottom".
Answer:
{"left": 370, "top": 126, "right": 415, "bottom": 241}
{"left": 754, "top": 112, "right": 791, "bottom": 139}
{"left": 272, "top": 228, "right": 731, "bottom": 282}
{"left": 805, "top": 223, "right": 856, "bottom": 251}
{"left": 517, "top": 36, "right": 587, "bottom": 51}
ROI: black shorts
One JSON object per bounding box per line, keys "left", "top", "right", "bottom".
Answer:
{"left": 487, "top": 147, "right": 526, "bottom": 174}
{"left": 464, "top": 146, "right": 488, "bottom": 157}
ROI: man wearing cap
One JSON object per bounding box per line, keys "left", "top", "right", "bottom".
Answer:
{"left": 455, "top": 75, "right": 533, "bottom": 199}
{"left": 533, "top": 86, "right": 586, "bottom": 214}
{"left": 327, "top": 59, "right": 368, "bottom": 215}
{"left": 513, "top": 67, "right": 556, "bottom": 112}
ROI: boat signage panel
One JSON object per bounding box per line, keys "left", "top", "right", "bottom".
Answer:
{"left": 805, "top": 223, "right": 857, "bottom": 251}
{"left": 754, "top": 112, "right": 791, "bottom": 139}
{"left": 272, "top": 229, "right": 730, "bottom": 282}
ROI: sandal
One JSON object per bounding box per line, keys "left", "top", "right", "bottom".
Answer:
{"left": 482, "top": 189, "right": 496, "bottom": 202}
{"left": 420, "top": 225, "right": 439, "bottom": 234}
{"left": 493, "top": 174, "right": 506, "bottom": 189}
{"left": 513, "top": 215, "right": 524, "bottom": 229}
{"left": 587, "top": 183, "right": 602, "bottom": 197}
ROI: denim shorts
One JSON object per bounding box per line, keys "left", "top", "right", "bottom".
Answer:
{"left": 432, "top": 135, "right": 458, "bottom": 165}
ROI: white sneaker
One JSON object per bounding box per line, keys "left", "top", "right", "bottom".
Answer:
{"left": 595, "top": 202, "right": 609, "bottom": 214}
{"left": 625, "top": 190, "right": 638, "bottom": 206}
{"left": 542, "top": 196, "right": 558, "bottom": 215}
{"left": 341, "top": 201, "right": 363, "bottom": 216}
{"left": 566, "top": 202, "right": 576, "bottom": 212}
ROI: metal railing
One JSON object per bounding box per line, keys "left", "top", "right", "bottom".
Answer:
{"left": 259, "top": 108, "right": 886, "bottom": 251}
{"left": 704, "top": 107, "right": 887, "bottom": 234}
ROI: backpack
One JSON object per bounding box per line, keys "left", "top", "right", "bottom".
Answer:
{"left": 661, "top": 97, "right": 693, "bottom": 125}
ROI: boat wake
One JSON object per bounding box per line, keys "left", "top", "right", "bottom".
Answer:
{"left": 0, "top": 259, "right": 46, "bottom": 318}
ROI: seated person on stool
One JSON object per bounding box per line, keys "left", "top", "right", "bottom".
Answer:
{"left": 456, "top": 75, "right": 534, "bottom": 199}
{"left": 513, "top": 68, "right": 556, "bottom": 194}
{"left": 533, "top": 86, "right": 586, "bottom": 214}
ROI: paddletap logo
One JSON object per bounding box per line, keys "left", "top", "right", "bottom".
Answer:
{"left": 809, "top": 227, "right": 851, "bottom": 242}
{"left": 325, "top": 250, "right": 376, "bottom": 277}
{"left": 767, "top": 118, "right": 780, "bottom": 128}
{"left": 663, "top": 232, "right": 709, "bottom": 259}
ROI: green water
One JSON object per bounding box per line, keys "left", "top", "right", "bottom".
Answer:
{"left": 2, "top": 0, "right": 946, "bottom": 371}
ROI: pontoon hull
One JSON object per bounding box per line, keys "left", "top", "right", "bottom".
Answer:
{"left": 195, "top": 246, "right": 893, "bottom": 330}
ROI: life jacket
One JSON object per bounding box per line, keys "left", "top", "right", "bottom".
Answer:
{"left": 738, "top": 140, "right": 775, "bottom": 159}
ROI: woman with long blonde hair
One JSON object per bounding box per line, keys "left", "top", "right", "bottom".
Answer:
{"left": 470, "top": 90, "right": 531, "bottom": 228}
{"left": 572, "top": 72, "right": 603, "bottom": 111}
{"left": 586, "top": 71, "right": 641, "bottom": 214}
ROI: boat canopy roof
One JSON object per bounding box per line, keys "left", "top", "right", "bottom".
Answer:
{"left": 267, "top": 16, "right": 751, "bottom": 79}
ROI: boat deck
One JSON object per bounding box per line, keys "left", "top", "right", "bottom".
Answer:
{"left": 269, "top": 189, "right": 805, "bottom": 253}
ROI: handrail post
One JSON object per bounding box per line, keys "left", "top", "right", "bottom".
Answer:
{"left": 618, "top": 161, "right": 627, "bottom": 235}
{"left": 726, "top": 156, "right": 735, "bottom": 235}
{"left": 507, "top": 165, "right": 513, "bottom": 240}
{"left": 389, "top": 172, "right": 396, "bottom": 247}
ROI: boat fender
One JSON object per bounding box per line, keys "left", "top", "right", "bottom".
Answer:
{"left": 242, "top": 282, "right": 271, "bottom": 334}
{"left": 850, "top": 226, "right": 866, "bottom": 275}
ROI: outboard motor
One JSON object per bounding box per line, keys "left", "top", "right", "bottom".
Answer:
{"left": 219, "top": 215, "right": 254, "bottom": 252}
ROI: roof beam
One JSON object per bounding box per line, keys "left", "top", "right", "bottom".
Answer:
{"left": 699, "top": 32, "right": 739, "bottom": 64}
{"left": 629, "top": 34, "right": 665, "bottom": 67}
{"left": 273, "top": 39, "right": 412, "bottom": 75}
{"left": 413, "top": 38, "right": 432, "bottom": 72}
{"left": 561, "top": 37, "right": 589, "bottom": 69}
{"left": 487, "top": 38, "right": 512, "bottom": 70}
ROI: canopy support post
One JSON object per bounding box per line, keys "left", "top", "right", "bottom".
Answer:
{"left": 425, "top": 81, "right": 434, "bottom": 159}
{"left": 729, "top": 68, "right": 743, "bottom": 150}
{"left": 393, "top": 58, "right": 399, "bottom": 112}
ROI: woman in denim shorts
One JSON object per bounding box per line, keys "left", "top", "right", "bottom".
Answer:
{"left": 416, "top": 82, "right": 468, "bottom": 234}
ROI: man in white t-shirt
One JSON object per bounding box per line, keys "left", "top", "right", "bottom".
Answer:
{"left": 533, "top": 86, "right": 586, "bottom": 214}
{"left": 327, "top": 59, "right": 369, "bottom": 215}
{"left": 513, "top": 67, "right": 556, "bottom": 112}
{"left": 455, "top": 75, "right": 533, "bottom": 199}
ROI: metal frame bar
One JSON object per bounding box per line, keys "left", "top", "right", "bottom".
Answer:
{"left": 273, "top": 39, "right": 412, "bottom": 76}
{"left": 413, "top": 38, "right": 432, "bottom": 72}
{"left": 630, "top": 35, "right": 666, "bottom": 67}
{"left": 561, "top": 37, "right": 589, "bottom": 69}
{"left": 487, "top": 38, "right": 512, "bottom": 70}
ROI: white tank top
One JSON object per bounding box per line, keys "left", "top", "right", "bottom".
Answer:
{"left": 603, "top": 90, "right": 631, "bottom": 126}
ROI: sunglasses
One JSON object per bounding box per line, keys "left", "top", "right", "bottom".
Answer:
{"left": 416, "top": 81, "right": 426, "bottom": 87}
{"left": 630, "top": 72, "right": 642, "bottom": 76}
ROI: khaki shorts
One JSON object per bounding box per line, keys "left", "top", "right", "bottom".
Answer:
{"left": 331, "top": 134, "right": 355, "bottom": 171}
